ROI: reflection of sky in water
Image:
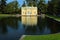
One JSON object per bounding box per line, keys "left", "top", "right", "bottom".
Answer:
{"left": 42, "top": 26, "right": 51, "bottom": 34}
{"left": 0, "top": 21, "right": 25, "bottom": 40}
{"left": 21, "top": 16, "right": 37, "bottom": 26}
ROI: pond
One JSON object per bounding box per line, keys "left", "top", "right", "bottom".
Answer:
{"left": 0, "top": 16, "right": 60, "bottom": 40}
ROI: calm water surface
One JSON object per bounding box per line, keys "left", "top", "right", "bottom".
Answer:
{"left": 0, "top": 16, "right": 60, "bottom": 40}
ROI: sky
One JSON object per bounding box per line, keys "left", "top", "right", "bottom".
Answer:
{"left": 6, "top": 0, "right": 48, "bottom": 7}
{"left": 6, "top": 0, "right": 25, "bottom": 6}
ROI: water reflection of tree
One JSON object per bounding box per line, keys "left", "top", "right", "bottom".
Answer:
{"left": 37, "top": 16, "right": 47, "bottom": 32}
{"left": 25, "top": 25, "right": 37, "bottom": 35}
{"left": 0, "top": 17, "right": 18, "bottom": 34}
{"left": 47, "top": 17, "right": 60, "bottom": 33}
{"left": 6, "top": 17, "right": 18, "bottom": 29}
{"left": 18, "top": 17, "right": 21, "bottom": 21}
{"left": 0, "top": 18, "right": 7, "bottom": 34}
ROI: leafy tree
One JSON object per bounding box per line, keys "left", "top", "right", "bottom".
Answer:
{"left": 57, "top": 1, "right": 60, "bottom": 16}
{"left": 38, "top": 0, "right": 47, "bottom": 14}
{"left": 25, "top": 0, "right": 38, "bottom": 6}
{"left": 6, "top": 1, "right": 19, "bottom": 14}
{"left": 0, "top": 0, "right": 7, "bottom": 14}
{"left": 47, "top": 0, "right": 60, "bottom": 16}
{"left": 47, "top": 0, "right": 53, "bottom": 15}
{"left": 22, "top": 1, "right": 26, "bottom": 7}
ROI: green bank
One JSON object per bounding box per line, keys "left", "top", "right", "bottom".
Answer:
{"left": 0, "top": 14, "right": 17, "bottom": 17}
{"left": 46, "top": 14, "right": 60, "bottom": 22}
{"left": 24, "top": 33, "right": 60, "bottom": 40}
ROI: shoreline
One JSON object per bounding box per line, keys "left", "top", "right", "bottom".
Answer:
{"left": 0, "top": 14, "right": 60, "bottom": 22}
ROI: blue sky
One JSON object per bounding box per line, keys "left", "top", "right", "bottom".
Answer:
{"left": 6, "top": 0, "right": 48, "bottom": 6}
{"left": 6, "top": 0, "right": 25, "bottom": 6}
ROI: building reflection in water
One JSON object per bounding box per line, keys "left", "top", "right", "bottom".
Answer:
{"left": 21, "top": 16, "right": 37, "bottom": 26}
{"left": 21, "top": 16, "right": 38, "bottom": 34}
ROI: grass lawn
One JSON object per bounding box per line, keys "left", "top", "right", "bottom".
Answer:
{"left": 23, "top": 33, "right": 60, "bottom": 40}
{"left": 0, "top": 14, "right": 9, "bottom": 15}
{"left": 0, "top": 14, "right": 17, "bottom": 19}
{"left": 0, "top": 14, "right": 17, "bottom": 17}
{"left": 46, "top": 14, "right": 60, "bottom": 22}
{"left": 0, "top": 14, "right": 11, "bottom": 19}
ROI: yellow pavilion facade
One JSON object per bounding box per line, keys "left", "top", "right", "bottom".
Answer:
{"left": 21, "top": 7, "right": 37, "bottom": 15}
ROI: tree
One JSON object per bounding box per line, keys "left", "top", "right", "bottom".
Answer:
{"left": 14, "top": 0, "right": 19, "bottom": 14}
{"left": 6, "top": 1, "right": 19, "bottom": 14}
{"left": 25, "top": 0, "right": 38, "bottom": 6}
{"left": 0, "top": 0, "right": 1, "bottom": 13}
{"left": 0, "top": 0, "right": 7, "bottom": 14}
{"left": 22, "top": 1, "right": 26, "bottom": 7}
{"left": 38, "top": 0, "right": 47, "bottom": 14}
{"left": 47, "top": 0, "right": 60, "bottom": 16}
{"left": 47, "top": 0, "right": 53, "bottom": 15}
{"left": 57, "top": 1, "right": 60, "bottom": 16}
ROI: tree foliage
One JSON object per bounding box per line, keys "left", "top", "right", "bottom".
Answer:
{"left": 26, "top": 0, "right": 39, "bottom": 6}
{"left": 6, "top": 1, "right": 19, "bottom": 14}
{"left": 38, "top": 0, "right": 47, "bottom": 14}
{"left": 22, "top": 1, "right": 26, "bottom": 7}
{"left": 0, "top": 0, "right": 7, "bottom": 14}
{"left": 47, "top": 0, "right": 60, "bottom": 16}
